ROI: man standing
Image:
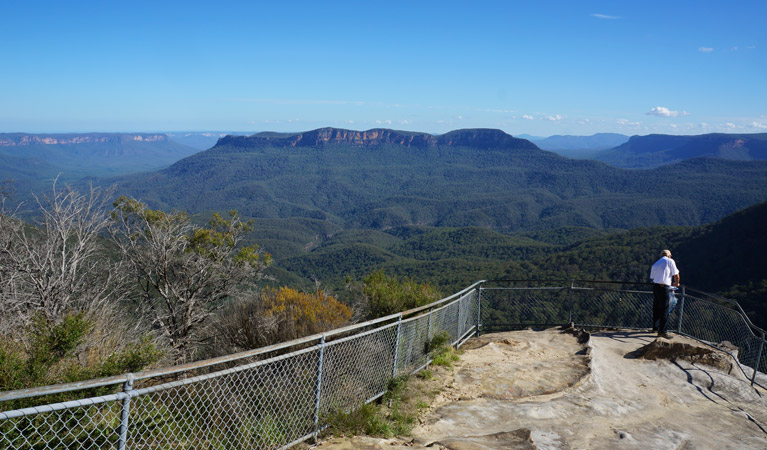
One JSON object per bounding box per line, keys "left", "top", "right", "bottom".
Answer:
{"left": 650, "top": 249, "right": 680, "bottom": 339}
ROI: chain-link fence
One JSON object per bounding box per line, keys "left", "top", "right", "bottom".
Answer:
{"left": 0, "top": 283, "right": 481, "bottom": 450}
{"left": 478, "top": 280, "right": 766, "bottom": 386}
{"left": 2, "top": 280, "right": 764, "bottom": 449}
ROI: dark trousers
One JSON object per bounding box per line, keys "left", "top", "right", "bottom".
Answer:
{"left": 652, "top": 284, "right": 674, "bottom": 333}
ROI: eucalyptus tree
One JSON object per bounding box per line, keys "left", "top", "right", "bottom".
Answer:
{"left": 111, "top": 197, "right": 271, "bottom": 363}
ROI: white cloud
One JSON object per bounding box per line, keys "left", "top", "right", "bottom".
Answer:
{"left": 749, "top": 121, "right": 767, "bottom": 129}
{"left": 617, "top": 118, "right": 641, "bottom": 127}
{"left": 522, "top": 115, "right": 535, "bottom": 120}
{"left": 456, "top": 115, "right": 463, "bottom": 120}
{"left": 646, "top": 106, "right": 689, "bottom": 118}
{"left": 698, "top": 47, "right": 714, "bottom": 53}
{"left": 375, "top": 120, "right": 392, "bottom": 125}
{"left": 544, "top": 114, "right": 565, "bottom": 121}
{"left": 726, "top": 122, "right": 737, "bottom": 129}
{"left": 592, "top": 13, "right": 619, "bottom": 19}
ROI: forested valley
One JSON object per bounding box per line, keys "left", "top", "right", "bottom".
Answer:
{"left": 2, "top": 128, "right": 767, "bottom": 393}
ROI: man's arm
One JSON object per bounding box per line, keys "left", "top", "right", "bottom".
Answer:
{"left": 672, "top": 273, "right": 680, "bottom": 287}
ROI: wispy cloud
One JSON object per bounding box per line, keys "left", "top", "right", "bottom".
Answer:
{"left": 617, "top": 118, "right": 641, "bottom": 127}
{"left": 522, "top": 115, "right": 535, "bottom": 120}
{"left": 544, "top": 114, "right": 565, "bottom": 121}
{"left": 646, "top": 106, "right": 689, "bottom": 118}
{"left": 750, "top": 121, "right": 767, "bottom": 129}
{"left": 698, "top": 46, "right": 714, "bottom": 53}
{"left": 227, "top": 97, "right": 365, "bottom": 106}
{"left": 592, "top": 13, "right": 619, "bottom": 19}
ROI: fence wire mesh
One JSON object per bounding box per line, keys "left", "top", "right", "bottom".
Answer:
{"left": 1, "top": 281, "right": 764, "bottom": 449}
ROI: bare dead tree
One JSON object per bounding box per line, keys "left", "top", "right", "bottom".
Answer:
{"left": 0, "top": 180, "right": 130, "bottom": 338}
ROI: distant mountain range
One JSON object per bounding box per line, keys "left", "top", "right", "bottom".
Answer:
{"left": 106, "top": 127, "right": 767, "bottom": 233}
{"left": 594, "top": 133, "right": 767, "bottom": 168}
{"left": 165, "top": 131, "right": 253, "bottom": 150}
{"left": 531, "top": 133, "right": 629, "bottom": 158}
{"left": 0, "top": 133, "right": 199, "bottom": 175}
{"left": 0, "top": 133, "right": 199, "bottom": 196}
{"left": 1, "top": 127, "right": 765, "bottom": 325}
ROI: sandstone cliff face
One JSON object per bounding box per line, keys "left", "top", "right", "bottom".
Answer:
{"left": 0, "top": 133, "right": 169, "bottom": 146}
{"left": 216, "top": 127, "right": 539, "bottom": 150}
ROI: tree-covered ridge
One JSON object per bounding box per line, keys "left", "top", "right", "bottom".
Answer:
{"left": 595, "top": 132, "right": 767, "bottom": 168}
{"left": 215, "top": 127, "right": 538, "bottom": 150}
{"left": 108, "top": 128, "right": 767, "bottom": 233}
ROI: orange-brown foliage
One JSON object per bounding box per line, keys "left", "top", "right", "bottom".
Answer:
{"left": 262, "top": 287, "right": 353, "bottom": 338}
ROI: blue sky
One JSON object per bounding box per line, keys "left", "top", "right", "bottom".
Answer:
{"left": 1, "top": 0, "right": 765, "bottom": 136}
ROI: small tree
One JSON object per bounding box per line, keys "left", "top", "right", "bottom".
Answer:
{"left": 359, "top": 270, "right": 441, "bottom": 319}
{"left": 111, "top": 197, "right": 271, "bottom": 363}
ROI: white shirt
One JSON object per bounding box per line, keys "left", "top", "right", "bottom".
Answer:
{"left": 650, "top": 256, "right": 679, "bottom": 286}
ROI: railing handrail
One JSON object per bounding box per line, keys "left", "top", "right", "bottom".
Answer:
{"left": 0, "top": 281, "right": 485, "bottom": 403}
{"left": 1, "top": 280, "right": 761, "bottom": 403}
{"left": 682, "top": 286, "right": 766, "bottom": 336}
{"left": 1, "top": 279, "right": 764, "bottom": 450}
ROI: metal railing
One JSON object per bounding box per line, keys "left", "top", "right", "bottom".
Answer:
{"left": 478, "top": 280, "right": 766, "bottom": 386}
{"left": 1, "top": 280, "right": 764, "bottom": 449}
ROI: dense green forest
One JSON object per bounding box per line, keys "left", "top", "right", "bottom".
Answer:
{"left": 256, "top": 202, "right": 767, "bottom": 329}
{"left": 4, "top": 128, "right": 767, "bottom": 336}
{"left": 107, "top": 128, "right": 767, "bottom": 232}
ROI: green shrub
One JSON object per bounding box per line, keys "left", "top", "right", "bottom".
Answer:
{"left": 362, "top": 270, "right": 441, "bottom": 319}
{"left": 428, "top": 331, "right": 459, "bottom": 368}
{"left": 0, "top": 312, "right": 162, "bottom": 401}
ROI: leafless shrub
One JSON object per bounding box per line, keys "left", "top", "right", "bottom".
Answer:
{"left": 0, "top": 179, "right": 131, "bottom": 340}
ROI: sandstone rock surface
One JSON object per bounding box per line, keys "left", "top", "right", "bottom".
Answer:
{"left": 314, "top": 328, "right": 767, "bottom": 450}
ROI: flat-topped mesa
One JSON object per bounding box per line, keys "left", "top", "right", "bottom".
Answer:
{"left": 0, "top": 133, "right": 170, "bottom": 146}
{"left": 215, "top": 127, "right": 539, "bottom": 150}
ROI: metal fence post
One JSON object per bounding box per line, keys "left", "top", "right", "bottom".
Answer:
{"left": 427, "top": 309, "right": 433, "bottom": 341}
{"left": 567, "top": 281, "right": 575, "bottom": 325}
{"left": 392, "top": 314, "right": 403, "bottom": 379}
{"left": 476, "top": 285, "right": 482, "bottom": 337}
{"left": 312, "top": 335, "right": 326, "bottom": 437}
{"left": 752, "top": 331, "right": 765, "bottom": 386}
{"left": 117, "top": 374, "right": 134, "bottom": 450}
{"left": 677, "top": 286, "right": 686, "bottom": 334}
{"left": 455, "top": 296, "right": 462, "bottom": 340}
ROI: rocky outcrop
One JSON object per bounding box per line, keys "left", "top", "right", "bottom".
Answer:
{"left": 630, "top": 336, "right": 742, "bottom": 377}
{"left": 0, "top": 133, "right": 170, "bottom": 146}
{"left": 216, "top": 127, "right": 539, "bottom": 151}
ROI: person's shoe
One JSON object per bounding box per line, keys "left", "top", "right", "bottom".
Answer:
{"left": 657, "top": 332, "right": 672, "bottom": 339}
